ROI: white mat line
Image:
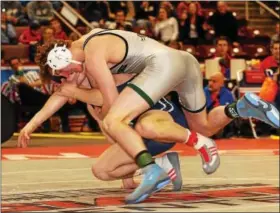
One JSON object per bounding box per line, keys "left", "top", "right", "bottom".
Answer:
{"left": 2, "top": 158, "right": 278, "bottom": 175}
{"left": 2, "top": 177, "right": 279, "bottom": 187}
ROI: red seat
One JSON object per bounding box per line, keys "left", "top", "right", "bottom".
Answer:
{"left": 242, "top": 44, "right": 269, "bottom": 59}
{"left": 182, "top": 45, "right": 196, "bottom": 56}
{"left": 2, "top": 45, "right": 30, "bottom": 60}
{"left": 15, "top": 26, "right": 29, "bottom": 39}
{"left": 196, "top": 45, "right": 216, "bottom": 60}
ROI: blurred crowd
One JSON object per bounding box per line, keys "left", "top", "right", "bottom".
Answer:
{"left": 1, "top": 1, "right": 279, "bottom": 137}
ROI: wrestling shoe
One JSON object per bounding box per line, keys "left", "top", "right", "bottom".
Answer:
{"left": 186, "top": 131, "right": 220, "bottom": 175}
{"left": 166, "top": 152, "right": 182, "bottom": 191}
{"left": 237, "top": 92, "right": 280, "bottom": 128}
{"left": 155, "top": 152, "right": 182, "bottom": 191}
{"left": 125, "top": 164, "right": 170, "bottom": 204}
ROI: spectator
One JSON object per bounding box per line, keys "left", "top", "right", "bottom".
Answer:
{"left": 109, "top": 1, "right": 135, "bottom": 22}
{"left": 177, "top": 1, "right": 202, "bottom": 18}
{"left": 26, "top": 1, "right": 54, "bottom": 26}
{"left": 82, "top": 1, "right": 110, "bottom": 27}
{"left": 1, "top": 1, "right": 28, "bottom": 26}
{"left": 208, "top": 1, "right": 238, "bottom": 43}
{"left": 204, "top": 72, "right": 234, "bottom": 113}
{"left": 1, "top": 12, "right": 17, "bottom": 45}
{"left": 41, "top": 27, "right": 55, "bottom": 44}
{"left": 160, "top": 1, "right": 176, "bottom": 17}
{"left": 260, "top": 40, "right": 279, "bottom": 75}
{"left": 18, "top": 21, "right": 41, "bottom": 45}
{"left": 178, "top": 10, "right": 188, "bottom": 42}
{"left": 50, "top": 19, "right": 68, "bottom": 40}
{"left": 271, "top": 23, "right": 280, "bottom": 43}
{"left": 204, "top": 72, "right": 235, "bottom": 138}
{"left": 176, "top": 1, "right": 189, "bottom": 19}
{"left": 153, "top": 7, "right": 179, "bottom": 44}
{"left": 8, "top": 57, "right": 42, "bottom": 89}
{"left": 181, "top": 2, "right": 206, "bottom": 45}
{"left": 213, "top": 36, "right": 232, "bottom": 78}
{"left": 107, "top": 9, "right": 132, "bottom": 31}
{"left": 136, "top": 1, "right": 157, "bottom": 28}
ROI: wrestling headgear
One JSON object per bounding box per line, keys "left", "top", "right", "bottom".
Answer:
{"left": 46, "top": 44, "right": 82, "bottom": 75}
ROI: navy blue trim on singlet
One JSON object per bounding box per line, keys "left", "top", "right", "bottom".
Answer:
{"left": 82, "top": 30, "right": 129, "bottom": 71}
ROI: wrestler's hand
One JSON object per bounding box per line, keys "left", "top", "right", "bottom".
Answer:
{"left": 121, "top": 178, "right": 139, "bottom": 189}
{"left": 18, "top": 125, "right": 33, "bottom": 148}
{"left": 56, "top": 81, "right": 77, "bottom": 98}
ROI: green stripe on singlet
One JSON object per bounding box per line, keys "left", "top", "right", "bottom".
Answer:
{"left": 127, "top": 83, "right": 154, "bottom": 107}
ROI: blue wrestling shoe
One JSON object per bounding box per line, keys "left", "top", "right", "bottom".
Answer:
{"left": 237, "top": 93, "right": 280, "bottom": 128}
{"left": 125, "top": 164, "right": 170, "bottom": 204}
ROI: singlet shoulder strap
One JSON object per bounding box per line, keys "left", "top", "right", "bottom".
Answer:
{"left": 82, "top": 29, "right": 113, "bottom": 50}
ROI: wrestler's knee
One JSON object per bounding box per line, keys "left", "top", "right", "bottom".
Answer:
{"left": 91, "top": 164, "right": 110, "bottom": 181}
{"left": 102, "top": 113, "right": 120, "bottom": 133}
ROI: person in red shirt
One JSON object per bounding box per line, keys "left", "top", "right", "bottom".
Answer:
{"left": 18, "top": 21, "right": 41, "bottom": 45}
{"left": 50, "top": 19, "right": 68, "bottom": 40}
{"left": 260, "top": 40, "right": 279, "bottom": 75}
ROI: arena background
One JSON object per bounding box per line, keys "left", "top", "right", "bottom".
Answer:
{"left": 1, "top": 1, "right": 279, "bottom": 212}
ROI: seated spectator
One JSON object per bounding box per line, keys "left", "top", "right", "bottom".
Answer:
{"left": 178, "top": 10, "right": 188, "bottom": 42}
{"left": 160, "top": 1, "right": 176, "bottom": 17}
{"left": 213, "top": 36, "right": 232, "bottom": 78}
{"left": 26, "top": 1, "right": 54, "bottom": 26}
{"left": 82, "top": 1, "right": 110, "bottom": 28}
{"left": 1, "top": 12, "right": 17, "bottom": 44}
{"left": 181, "top": 2, "right": 206, "bottom": 45}
{"left": 135, "top": 1, "right": 157, "bottom": 28}
{"left": 260, "top": 40, "right": 279, "bottom": 75}
{"left": 177, "top": 1, "right": 202, "bottom": 19}
{"left": 204, "top": 72, "right": 234, "bottom": 112}
{"left": 18, "top": 21, "right": 41, "bottom": 45}
{"left": 153, "top": 7, "right": 179, "bottom": 44}
{"left": 40, "top": 27, "right": 55, "bottom": 44}
{"left": 107, "top": 9, "right": 132, "bottom": 31}
{"left": 204, "top": 72, "right": 235, "bottom": 138}
{"left": 271, "top": 23, "right": 279, "bottom": 43}
{"left": 176, "top": 1, "right": 189, "bottom": 19}
{"left": 50, "top": 19, "right": 68, "bottom": 40}
{"left": 1, "top": 1, "right": 28, "bottom": 26}
{"left": 207, "top": 1, "right": 238, "bottom": 44}
{"left": 8, "top": 57, "right": 42, "bottom": 88}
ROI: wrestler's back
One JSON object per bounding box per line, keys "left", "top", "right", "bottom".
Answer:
{"left": 81, "top": 28, "right": 181, "bottom": 74}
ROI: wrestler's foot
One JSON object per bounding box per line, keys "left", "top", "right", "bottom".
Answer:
{"left": 125, "top": 164, "right": 170, "bottom": 204}
{"left": 237, "top": 93, "right": 280, "bottom": 128}
{"left": 186, "top": 132, "right": 220, "bottom": 175}
{"left": 154, "top": 152, "right": 182, "bottom": 191}
{"left": 122, "top": 178, "right": 138, "bottom": 189}
{"left": 166, "top": 152, "right": 182, "bottom": 191}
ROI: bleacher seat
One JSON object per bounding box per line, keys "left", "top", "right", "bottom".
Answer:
{"left": 196, "top": 45, "right": 216, "bottom": 61}
{"left": 15, "top": 26, "right": 29, "bottom": 39}
{"left": 242, "top": 44, "right": 269, "bottom": 59}
{"left": 2, "top": 45, "right": 30, "bottom": 60}
{"left": 182, "top": 45, "right": 196, "bottom": 56}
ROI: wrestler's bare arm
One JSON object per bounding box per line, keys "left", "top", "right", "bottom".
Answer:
{"left": 84, "top": 39, "right": 119, "bottom": 115}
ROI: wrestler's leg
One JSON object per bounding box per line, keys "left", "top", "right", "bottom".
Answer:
{"left": 183, "top": 107, "right": 232, "bottom": 137}
{"left": 135, "top": 110, "right": 187, "bottom": 143}
{"left": 92, "top": 143, "right": 138, "bottom": 181}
